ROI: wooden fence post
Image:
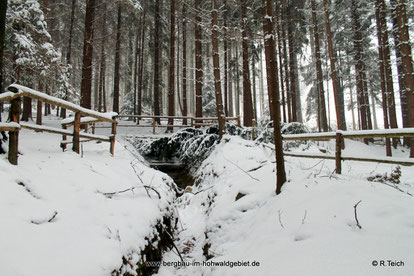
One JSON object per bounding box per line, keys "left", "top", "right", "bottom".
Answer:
{"left": 8, "top": 97, "right": 21, "bottom": 165}
{"left": 61, "top": 124, "right": 67, "bottom": 151}
{"left": 335, "top": 132, "right": 343, "bottom": 174}
{"left": 110, "top": 119, "right": 117, "bottom": 155}
{"left": 252, "top": 119, "right": 256, "bottom": 140}
{"left": 152, "top": 117, "right": 156, "bottom": 134}
{"left": 191, "top": 117, "right": 194, "bottom": 127}
{"left": 36, "top": 100, "right": 42, "bottom": 125}
{"left": 72, "top": 112, "right": 81, "bottom": 153}
{"left": 237, "top": 115, "right": 241, "bottom": 127}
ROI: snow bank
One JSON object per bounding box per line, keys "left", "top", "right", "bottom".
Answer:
{"left": 158, "top": 136, "right": 414, "bottom": 276}
{"left": 0, "top": 129, "right": 176, "bottom": 276}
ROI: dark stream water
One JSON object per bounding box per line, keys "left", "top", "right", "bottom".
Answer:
{"left": 147, "top": 157, "right": 194, "bottom": 190}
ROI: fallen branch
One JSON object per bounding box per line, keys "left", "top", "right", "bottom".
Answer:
{"left": 354, "top": 200, "right": 362, "bottom": 229}
{"left": 302, "top": 210, "right": 307, "bottom": 225}
{"left": 278, "top": 210, "right": 285, "bottom": 229}
{"left": 144, "top": 185, "right": 161, "bottom": 199}
{"left": 379, "top": 182, "right": 413, "bottom": 197}
{"left": 32, "top": 211, "right": 58, "bottom": 225}
{"left": 223, "top": 156, "right": 260, "bottom": 182}
{"left": 100, "top": 187, "right": 136, "bottom": 198}
{"left": 166, "top": 230, "right": 184, "bottom": 263}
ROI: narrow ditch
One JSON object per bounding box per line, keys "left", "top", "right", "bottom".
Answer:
{"left": 146, "top": 157, "right": 195, "bottom": 191}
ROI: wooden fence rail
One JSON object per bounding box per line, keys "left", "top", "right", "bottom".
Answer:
{"left": 116, "top": 114, "right": 241, "bottom": 134}
{"left": 282, "top": 128, "right": 414, "bottom": 173}
{"left": 0, "top": 84, "right": 118, "bottom": 165}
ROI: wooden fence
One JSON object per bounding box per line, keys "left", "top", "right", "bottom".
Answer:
{"left": 0, "top": 84, "right": 118, "bottom": 165}
{"left": 115, "top": 115, "right": 241, "bottom": 134}
{"left": 281, "top": 129, "right": 414, "bottom": 173}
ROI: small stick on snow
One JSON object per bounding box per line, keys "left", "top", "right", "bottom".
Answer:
{"left": 278, "top": 210, "right": 285, "bottom": 228}
{"left": 144, "top": 185, "right": 161, "bottom": 199}
{"left": 32, "top": 211, "right": 58, "bottom": 225}
{"left": 223, "top": 156, "right": 260, "bottom": 182}
{"left": 302, "top": 210, "right": 307, "bottom": 225}
{"left": 354, "top": 200, "right": 362, "bottom": 229}
{"left": 165, "top": 230, "right": 185, "bottom": 262}
{"left": 100, "top": 187, "right": 136, "bottom": 198}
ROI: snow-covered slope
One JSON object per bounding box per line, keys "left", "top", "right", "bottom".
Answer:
{"left": 0, "top": 128, "right": 175, "bottom": 276}
{"left": 158, "top": 136, "right": 414, "bottom": 276}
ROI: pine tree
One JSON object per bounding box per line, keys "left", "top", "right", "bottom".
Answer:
{"left": 262, "top": 0, "right": 286, "bottom": 194}
{"left": 80, "top": 0, "right": 96, "bottom": 109}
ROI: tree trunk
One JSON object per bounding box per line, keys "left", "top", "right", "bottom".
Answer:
{"left": 391, "top": 6, "right": 409, "bottom": 144}
{"left": 262, "top": 0, "right": 286, "bottom": 194}
{"left": 377, "top": 0, "right": 399, "bottom": 147}
{"left": 138, "top": 14, "right": 146, "bottom": 121}
{"left": 167, "top": 0, "right": 176, "bottom": 132}
{"left": 375, "top": 0, "right": 392, "bottom": 156}
{"left": 80, "top": 0, "right": 96, "bottom": 109}
{"left": 281, "top": 6, "right": 291, "bottom": 122}
{"left": 241, "top": 0, "right": 254, "bottom": 127}
{"left": 112, "top": 3, "right": 122, "bottom": 113}
{"left": 223, "top": 13, "right": 229, "bottom": 117}
{"left": 98, "top": 2, "right": 107, "bottom": 113}
{"left": 228, "top": 42, "right": 234, "bottom": 117}
{"left": 61, "top": 0, "right": 76, "bottom": 118}
{"left": 286, "top": 5, "right": 297, "bottom": 122}
{"left": 182, "top": 4, "right": 188, "bottom": 125}
{"left": 235, "top": 44, "right": 241, "bottom": 117}
{"left": 21, "top": 96, "right": 32, "bottom": 121}
{"left": 211, "top": 0, "right": 225, "bottom": 139}
{"left": 133, "top": 17, "right": 141, "bottom": 121}
{"left": 275, "top": 2, "right": 287, "bottom": 123}
{"left": 311, "top": 0, "right": 328, "bottom": 132}
{"left": 153, "top": 0, "right": 161, "bottom": 124}
{"left": 351, "top": 0, "right": 370, "bottom": 132}
{"left": 323, "top": 0, "right": 346, "bottom": 130}
{"left": 195, "top": 0, "right": 203, "bottom": 124}
{"left": 390, "top": 0, "right": 414, "bottom": 157}
{"left": 0, "top": 0, "right": 7, "bottom": 113}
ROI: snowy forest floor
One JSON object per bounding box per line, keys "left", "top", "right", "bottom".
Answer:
{"left": 1, "top": 114, "right": 414, "bottom": 276}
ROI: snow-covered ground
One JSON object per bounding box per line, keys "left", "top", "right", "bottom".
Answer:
{"left": 1, "top": 114, "right": 413, "bottom": 276}
{"left": 157, "top": 136, "right": 414, "bottom": 276}
{"left": 0, "top": 116, "right": 176, "bottom": 276}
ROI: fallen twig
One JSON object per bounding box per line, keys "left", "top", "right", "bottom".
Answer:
{"left": 302, "top": 210, "right": 307, "bottom": 225}
{"left": 100, "top": 187, "right": 136, "bottom": 198}
{"left": 144, "top": 185, "right": 161, "bottom": 199}
{"left": 166, "top": 230, "right": 185, "bottom": 263}
{"left": 32, "top": 211, "right": 58, "bottom": 225}
{"left": 380, "top": 182, "right": 413, "bottom": 197}
{"left": 354, "top": 200, "right": 362, "bottom": 229}
{"left": 278, "top": 210, "right": 285, "bottom": 229}
{"left": 223, "top": 156, "right": 260, "bottom": 182}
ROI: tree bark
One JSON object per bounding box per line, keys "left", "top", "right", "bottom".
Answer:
{"left": 195, "top": 0, "right": 203, "bottom": 124}
{"left": 351, "top": 0, "right": 370, "bottom": 133}
{"left": 375, "top": 0, "right": 392, "bottom": 156}
{"left": 262, "top": 0, "right": 286, "bottom": 194}
{"left": 390, "top": 0, "right": 414, "bottom": 157}
{"left": 311, "top": 0, "right": 328, "bottom": 132}
{"left": 167, "top": 0, "right": 176, "bottom": 132}
{"left": 98, "top": 2, "right": 107, "bottom": 113}
{"left": 182, "top": 4, "right": 188, "bottom": 125}
{"left": 323, "top": 0, "right": 346, "bottom": 130}
{"left": 211, "top": 0, "right": 225, "bottom": 139}
{"left": 275, "top": 2, "right": 287, "bottom": 123}
{"left": 138, "top": 13, "right": 146, "bottom": 123}
{"left": 80, "top": 0, "right": 96, "bottom": 109}
{"left": 240, "top": 0, "right": 254, "bottom": 127}
{"left": 153, "top": 0, "right": 161, "bottom": 124}
{"left": 112, "top": 3, "right": 122, "bottom": 113}
{"left": 377, "top": 0, "right": 399, "bottom": 147}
